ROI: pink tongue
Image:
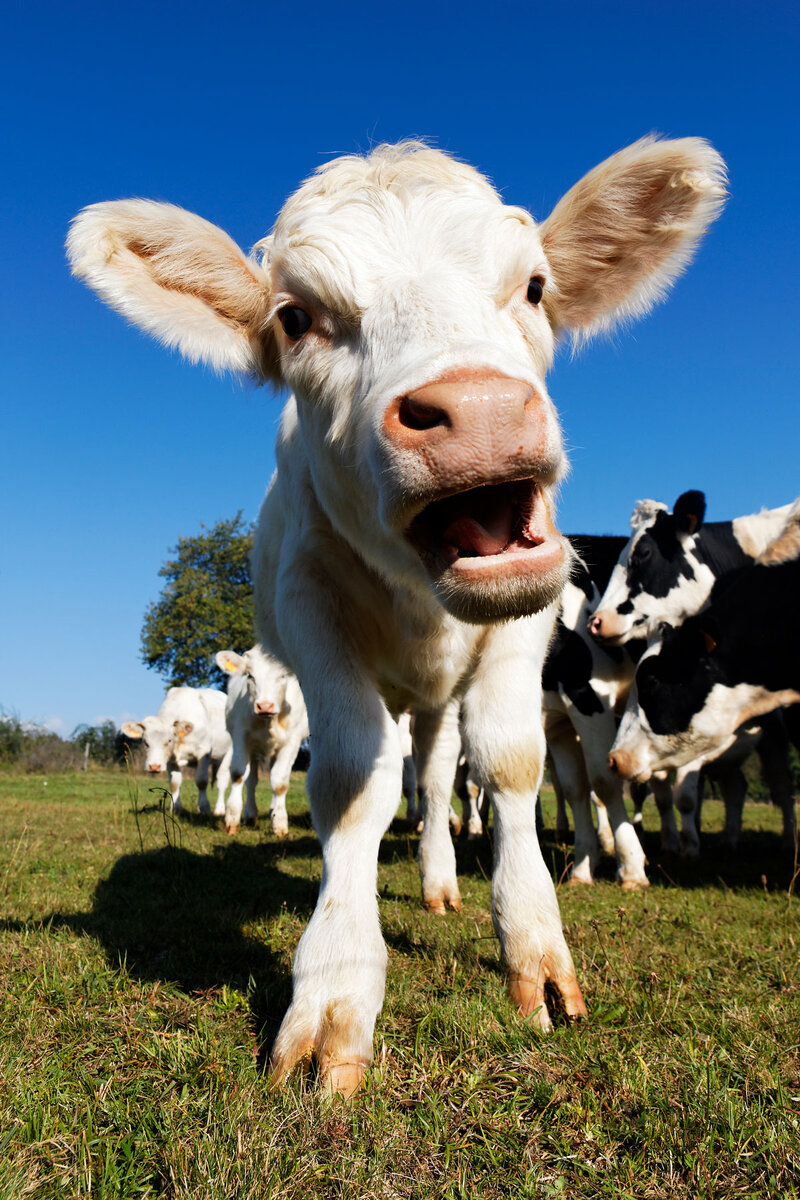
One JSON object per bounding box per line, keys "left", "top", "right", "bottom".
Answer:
{"left": 442, "top": 510, "right": 512, "bottom": 557}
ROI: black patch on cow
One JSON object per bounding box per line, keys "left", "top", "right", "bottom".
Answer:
{"left": 636, "top": 556, "right": 800, "bottom": 736}
{"left": 625, "top": 510, "right": 697, "bottom": 601}
{"left": 693, "top": 521, "right": 753, "bottom": 577}
{"left": 544, "top": 618, "right": 604, "bottom": 716}
{"left": 617, "top": 598, "right": 634, "bottom": 614}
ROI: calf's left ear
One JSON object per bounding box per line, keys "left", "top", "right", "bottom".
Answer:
{"left": 540, "top": 136, "right": 727, "bottom": 340}
{"left": 174, "top": 721, "right": 194, "bottom": 739}
{"left": 67, "top": 200, "right": 276, "bottom": 378}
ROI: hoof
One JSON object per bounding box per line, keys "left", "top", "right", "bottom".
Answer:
{"left": 422, "top": 894, "right": 462, "bottom": 915}
{"left": 271, "top": 825, "right": 289, "bottom": 839}
{"left": 225, "top": 821, "right": 240, "bottom": 836}
{"left": 321, "top": 1060, "right": 367, "bottom": 1100}
{"left": 567, "top": 873, "right": 594, "bottom": 887}
{"left": 449, "top": 818, "right": 463, "bottom": 837}
{"left": 620, "top": 877, "right": 649, "bottom": 892}
{"left": 509, "top": 970, "right": 587, "bottom": 1030}
{"left": 242, "top": 816, "right": 258, "bottom": 828}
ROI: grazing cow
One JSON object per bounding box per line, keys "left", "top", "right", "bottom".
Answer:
{"left": 122, "top": 686, "right": 232, "bottom": 815}
{"left": 69, "top": 135, "right": 725, "bottom": 1096}
{"left": 609, "top": 502, "right": 800, "bottom": 804}
{"left": 592, "top": 492, "right": 798, "bottom": 843}
{"left": 216, "top": 646, "right": 309, "bottom": 836}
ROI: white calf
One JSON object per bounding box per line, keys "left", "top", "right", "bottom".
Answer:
{"left": 216, "top": 647, "right": 309, "bottom": 835}
{"left": 122, "top": 686, "right": 232, "bottom": 815}
{"left": 71, "top": 134, "right": 725, "bottom": 1096}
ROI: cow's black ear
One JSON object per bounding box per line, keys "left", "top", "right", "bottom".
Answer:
{"left": 674, "top": 490, "right": 706, "bottom": 534}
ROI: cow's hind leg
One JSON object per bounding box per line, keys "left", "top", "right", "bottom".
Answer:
{"left": 415, "top": 701, "right": 463, "bottom": 913}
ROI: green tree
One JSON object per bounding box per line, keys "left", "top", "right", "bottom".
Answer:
{"left": 141, "top": 513, "right": 255, "bottom": 689}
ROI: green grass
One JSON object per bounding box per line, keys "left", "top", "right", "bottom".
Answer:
{"left": 0, "top": 767, "right": 798, "bottom": 1199}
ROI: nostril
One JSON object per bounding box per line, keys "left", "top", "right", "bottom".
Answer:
{"left": 398, "top": 395, "right": 449, "bottom": 432}
{"left": 608, "top": 754, "right": 619, "bottom": 775}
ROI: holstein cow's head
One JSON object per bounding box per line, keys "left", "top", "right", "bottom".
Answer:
{"left": 608, "top": 500, "right": 800, "bottom": 778}
{"left": 216, "top": 646, "right": 290, "bottom": 717}
{"left": 69, "top": 139, "right": 725, "bottom": 622}
{"left": 121, "top": 716, "right": 193, "bottom": 773}
{"left": 588, "top": 490, "right": 712, "bottom": 644}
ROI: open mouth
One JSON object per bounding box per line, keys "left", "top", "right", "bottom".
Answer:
{"left": 406, "top": 478, "right": 563, "bottom": 577}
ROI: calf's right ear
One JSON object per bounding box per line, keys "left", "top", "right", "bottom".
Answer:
{"left": 121, "top": 721, "right": 145, "bottom": 738}
{"left": 216, "top": 650, "right": 246, "bottom": 675}
{"left": 673, "top": 490, "right": 706, "bottom": 534}
{"left": 67, "top": 200, "right": 277, "bottom": 378}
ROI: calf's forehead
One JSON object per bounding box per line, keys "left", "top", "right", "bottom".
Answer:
{"left": 265, "top": 147, "right": 543, "bottom": 313}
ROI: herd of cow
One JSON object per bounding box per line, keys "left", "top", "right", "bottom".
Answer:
{"left": 119, "top": 485, "right": 800, "bottom": 892}
{"left": 68, "top": 134, "right": 798, "bottom": 1096}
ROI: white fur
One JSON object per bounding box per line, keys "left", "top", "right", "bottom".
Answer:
{"left": 216, "top": 645, "right": 308, "bottom": 835}
{"left": 74, "top": 137, "right": 726, "bottom": 1092}
{"left": 122, "top": 686, "right": 232, "bottom": 815}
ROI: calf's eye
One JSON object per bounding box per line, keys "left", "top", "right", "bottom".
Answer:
{"left": 527, "top": 277, "right": 544, "bottom": 305}
{"left": 279, "top": 306, "right": 312, "bottom": 340}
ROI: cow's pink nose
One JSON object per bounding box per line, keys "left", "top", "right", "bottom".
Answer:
{"left": 388, "top": 371, "right": 536, "bottom": 449}
{"left": 147, "top": 764, "right": 162, "bottom": 773}
{"left": 608, "top": 750, "right": 634, "bottom": 778}
{"left": 254, "top": 701, "right": 276, "bottom": 715}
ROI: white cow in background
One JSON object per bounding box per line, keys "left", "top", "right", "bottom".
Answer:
{"left": 122, "top": 686, "right": 232, "bottom": 815}
{"left": 216, "top": 646, "right": 309, "bottom": 836}
{"left": 71, "top": 134, "right": 726, "bottom": 1097}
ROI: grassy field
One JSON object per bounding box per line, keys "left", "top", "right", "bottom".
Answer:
{"left": 0, "top": 767, "right": 798, "bottom": 1199}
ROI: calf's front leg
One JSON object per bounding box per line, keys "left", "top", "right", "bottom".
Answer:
{"left": 462, "top": 629, "right": 587, "bottom": 1028}
{"left": 270, "top": 692, "right": 401, "bottom": 1098}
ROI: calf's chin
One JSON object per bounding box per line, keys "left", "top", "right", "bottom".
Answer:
{"left": 430, "top": 539, "right": 571, "bottom": 623}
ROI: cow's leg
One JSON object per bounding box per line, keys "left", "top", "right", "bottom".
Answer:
{"left": 268, "top": 726, "right": 304, "bottom": 835}
{"left": 214, "top": 746, "right": 232, "bottom": 817}
{"left": 757, "top": 720, "right": 797, "bottom": 849}
{"left": 569, "top": 707, "right": 648, "bottom": 890}
{"left": 592, "top": 793, "right": 616, "bottom": 856}
{"left": 243, "top": 755, "right": 259, "bottom": 827}
{"left": 195, "top": 753, "right": 212, "bottom": 815}
{"left": 269, "top": 673, "right": 401, "bottom": 1098}
{"left": 649, "top": 774, "right": 680, "bottom": 855}
{"left": 402, "top": 748, "right": 419, "bottom": 825}
{"left": 546, "top": 721, "right": 599, "bottom": 884}
{"left": 673, "top": 764, "right": 701, "bottom": 858}
{"left": 716, "top": 764, "right": 747, "bottom": 850}
{"left": 225, "top": 750, "right": 250, "bottom": 834}
{"left": 168, "top": 768, "right": 183, "bottom": 814}
{"left": 549, "top": 753, "right": 571, "bottom": 844}
{"left": 629, "top": 781, "right": 647, "bottom": 832}
{"left": 462, "top": 637, "right": 586, "bottom": 1027}
{"left": 415, "top": 701, "right": 463, "bottom": 914}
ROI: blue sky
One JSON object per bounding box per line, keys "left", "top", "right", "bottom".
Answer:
{"left": 2, "top": 0, "right": 798, "bottom": 735}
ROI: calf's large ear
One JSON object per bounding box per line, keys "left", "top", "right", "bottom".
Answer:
{"left": 540, "top": 136, "right": 727, "bottom": 341}
{"left": 67, "top": 201, "right": 276, "bottom": 378}
{"left": 121, "top": 721, "right": 145, "bottom": 739}
{"left": 216, "top": 649, "right": 246, "bottom": 675}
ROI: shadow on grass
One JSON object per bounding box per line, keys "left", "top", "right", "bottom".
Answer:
{"left": 1, "top": 836, "right": 322, "bottom": 1059}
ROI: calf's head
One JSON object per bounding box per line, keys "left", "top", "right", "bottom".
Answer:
{"left": 121, "top": 716, "right": 192, "bottom": 772}
{"left": 69, "top": 139, "right": 725, "bottom": 622}
{"left": 589, "top": 490, "right": 709, "bottom": 644}
{"left": 217, "top": 646, "right": 289, "bottom": 716}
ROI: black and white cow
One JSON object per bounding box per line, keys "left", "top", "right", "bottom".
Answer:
{"left": 589, "top": 491, "right": 791, "bottom": 645}
{"left": 609, "top": 502, "right": 800, "bottom": 850}
{"left": 542, "top": 535, "right": 678, "bottom": 887}
{"left": 591, "top": 492, "right": 798, "bottom": 846}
